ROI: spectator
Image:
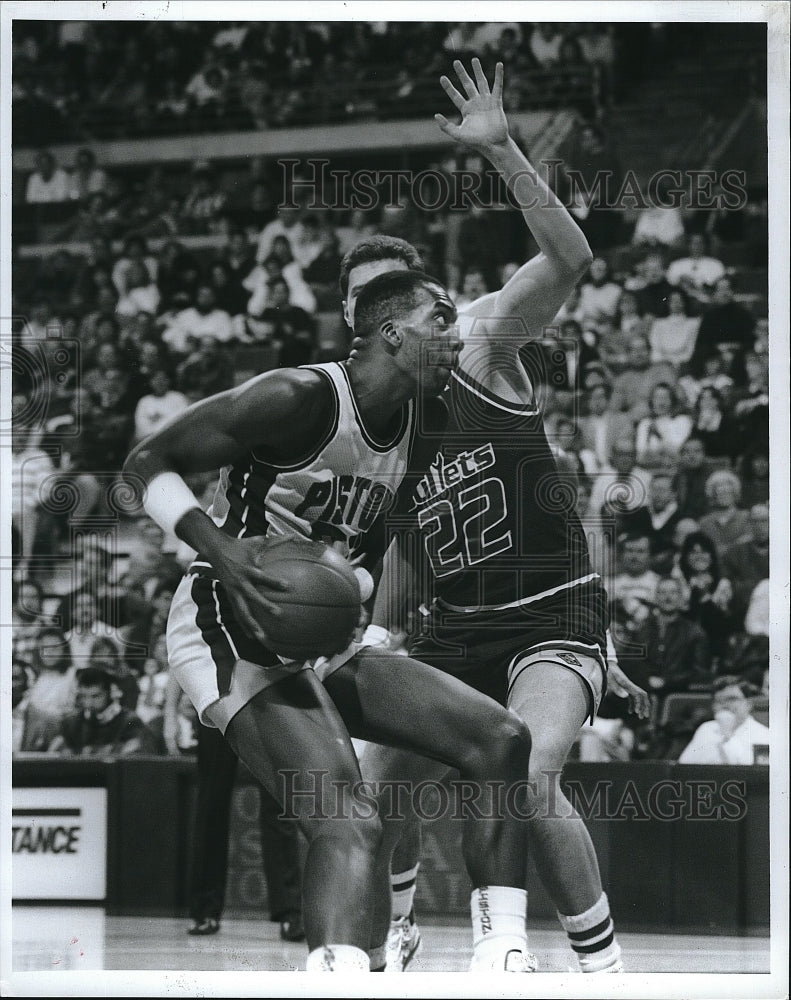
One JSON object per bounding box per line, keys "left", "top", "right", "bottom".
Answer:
{"left": 176, "top": 338, "right": 236, "bottom": 403}
{"left": 208, "top": 260, "right": 250, "bottom": 318}
{"left": 677, "top": 676, "right": 768, "bottom": 765}
{"left": 529, "top": 23, "right": 563, "bottom": 67}
{"left": 181, "top": 160, "right": 228, "bottom": 235}
{"left": 738, "top": 446, "right": 770, "bottom": 507}
{"left": 136, "top": 632, "right": 171, "bottom": 720}
{"left": 89, "top": 635, "right": 140, "bottom": 712}
{"left": 133, "top": 368, "right": 190, "bottom": 445}
{"left": 123, "top": 517, "right": 184, "bottom": 601}
{"left": 162, "top": 285, "right": 238, "bottom": 356}
{"left": 83, "top": 342, "right": 125, "bottom": 397}
{"left": 112, "top": 235, "right": 158, "bottom": 297}
{"left": 688, "top": 276, "right": 755, "bottom": 381}
{"left": 578, "top": 258, "right": 622, "bottom": 333}
{"left": 48, "top": 666, "right": 160, "bottom": 757}
{"left": 690, "top": 385, "right": 731, "bottom": 459}
{"left": 699, "top": 469, "right": 751, "bottom": 557}
{"left": 12, "top": 660, "right": 62, "bottom": 753}
{"left": 729, "top": 350, "right": 769, "bottom": 458}
{"left": 26, "top": 626, "right": 78, "bottom": 722}
{"left": 628, "top": 251, "right": 675, "bottom": 320}
{"left": 65, "top": 590, "right": 120, "bottom": 665}
{"left": 630, "top": 182, "right": 687, "bottom": 254}
{"left": 610, "top": 333, "right": 677, "bottom": 423}
{"left": 251, "top": 276, "right": 317, "bottom": 367}
{"left": 302, "top": 225, "right": 344, "bottom": 297}
{"left": 244, "top": 251, "right": 316, "bottom": 316}
{"left": 643, "top": 472, "right": 684, "bottom": 572}
{"left": 628, "top": 575, "right": 711, "bottom": 698}
{"left": 454, "top": 268, "right": 490, "bottom": 310}
{"left": 336, "top": 208, "right": 378, "bottom": 257}
{"left": 69, "top": 147, "right": 108, "bottom": 201}
{"left": 553, "top": 284, "right": 587, "bottom": 327}
{"left": 721, "top": 503, "right": 770, "bottom": 629}
{"left": 222, "top": 228, "right": 257, "bottom": 285}
{"left": 115, "top": 260, "right": 161, "bottom": 321}
{"left": 155, "top": 240, "right": 201, "bottom": 312}
{"left": 12, "top": 578, "right": 47, "bottom": 669}
{"left": 666, "top": 232, "right": 726, "bottom": 307}
{"left": 576, "top": 382, "right": 635, "bottom": 472}
{"left": 255, "top": 205, "right": 307, "bottom": 266}
{"left": 25, "top": 149, "right": 71, "bottom": 203}
{"left": 563, "top": 120, "right": 625, "bottom": 249}
{"left": 648, "top": 288, "right": 700, "bottom": 368}
{"left": 675, "top": 530, "right": 737, "bottom": 662}
{"left": 634, "top": 381, "right": 692, "bottom": 469}
{"left": 11, "top": 422, "right": 55, "bottom": 572}
{"left": 614, "top": 289, "right": 650, "bottom": 343}
{"left": 586, "top": 434, "right": 653, "bottom": 546}
{"left": 610, "top": 532, "right": 660, "bottom": 636}
{"left": 673, "top": 434, "right": 722, "bottom": 520}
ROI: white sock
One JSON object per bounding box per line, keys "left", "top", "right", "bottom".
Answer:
{"left": 390, "top": 863, "right": 419, "bottom": 921}
{"left": 470, "top": 886, "right": 528, "bottom": 968}
{"left": 557, "top": 891, "right": 622, "bottom": 972}
{"left": 305, "top": 944, "right": 369, "bottom": 972}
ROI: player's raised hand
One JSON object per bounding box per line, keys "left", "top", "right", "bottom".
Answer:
{"left": 209, "top": 535, "right": 291, "bottom": 647}
{"left": 435, "top": 58, "right": 509, "bottom": 152}
{"left": 607, "top": 660, "right": 652, "bottom": 720}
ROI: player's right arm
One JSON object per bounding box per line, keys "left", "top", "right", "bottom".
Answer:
{"left": 122, "top": 369, "right": 333, "bottom": 646}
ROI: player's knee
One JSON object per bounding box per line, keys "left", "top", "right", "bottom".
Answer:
{"left": 475, "top": 714, "right": 532, "bottom": 776}
{"left": 526, "top": 741, "right": 570, "bottom": 802}
{"left": 343, "top": 812, "right": 384, "bottom": 860}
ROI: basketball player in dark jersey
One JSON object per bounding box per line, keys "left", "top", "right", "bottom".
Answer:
{"left": 123, "top": 270, "right": 538, "bottom": 973}
{"left": 339, "top": 59, "right": 648, "bottom": 973}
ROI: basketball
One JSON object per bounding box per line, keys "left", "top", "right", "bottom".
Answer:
{"left": 258, "top": 536, "right": 362, "bottom": 661}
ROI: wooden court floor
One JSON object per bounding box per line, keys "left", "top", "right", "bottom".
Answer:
{"left": 7, "top": 906, "right": 774, "bottom": 996}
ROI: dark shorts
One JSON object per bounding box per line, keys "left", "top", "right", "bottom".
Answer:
{"left": 408, "top": 594, "right": 608, "bottom": 721}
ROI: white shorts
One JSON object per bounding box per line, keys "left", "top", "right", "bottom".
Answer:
{"left": 166, "top": 572, "right": 310, "bottom": 734}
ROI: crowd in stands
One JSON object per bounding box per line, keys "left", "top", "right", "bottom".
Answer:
{"left": 11, "top": 27, "right": 771, "bottom": 767}
{"left": 12, "top": 20, "right": 654, "bottom": 144}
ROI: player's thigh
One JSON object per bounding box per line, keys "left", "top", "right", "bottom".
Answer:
{"left": 325, "top": 647, "right": 526, "bottom": 767}
{"left": 225, "top": 668, "right": 364, "bottom": 821}
{"left": 507, "top": 660, "right": 591, "bottom": 770}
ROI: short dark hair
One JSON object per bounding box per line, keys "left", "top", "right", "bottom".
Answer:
{"left": 353, "top": 270, "right": 446, "bottom": 343}
{"left": 339, "top": 236, "right": 423, "bottom": 298}
{"left": 713, "top": 675, "right": 760, "bottom": 699}
{"left": 76, "top": 666, "right": 114, "bottom": 691}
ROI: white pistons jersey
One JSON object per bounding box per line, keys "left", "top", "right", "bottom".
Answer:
{"left": 202, "top": 362, "right": 415, "bottom": 563}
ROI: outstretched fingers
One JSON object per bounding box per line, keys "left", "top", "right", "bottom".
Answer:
{"left": 439, "top": 73, "right": 466, "bottom": 111}
{"left": 453, "top": 58, "right": 478, "bottom": 100}
{"left": 492, "top": 61, "right": 504, "bottom": 101}
{"left": 471, "top": 57, "right": 490, "bottom": 95}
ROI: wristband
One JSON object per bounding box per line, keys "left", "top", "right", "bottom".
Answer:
{"left": 143, "top": 471, "right": 201, "bottom": 537}
{"left": 360, "top": 624, "right": 392, "bottom": 649}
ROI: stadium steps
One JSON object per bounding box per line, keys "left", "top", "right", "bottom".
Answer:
{"left": 604, "top": 33, "right": 766, "bottom": 188}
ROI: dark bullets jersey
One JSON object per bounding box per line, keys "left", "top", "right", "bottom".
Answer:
{"left": 392, "top": 362, "right": 608, "bottom": 659}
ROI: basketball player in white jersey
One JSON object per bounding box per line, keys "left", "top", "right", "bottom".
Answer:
{"left": 339, "top": 59, "right": 648, "bottom": 973}
{"left": 123, "top": 269, "right": 538, "bottom": 973}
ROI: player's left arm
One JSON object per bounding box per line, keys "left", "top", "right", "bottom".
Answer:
{"left": 437, "top": 60, "right": 592, "bottom": 344}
